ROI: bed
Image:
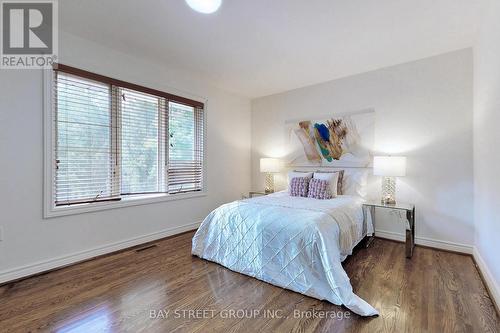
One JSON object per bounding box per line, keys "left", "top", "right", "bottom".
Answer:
{"left": 191, "top": 190, "right": 378, "bottom": 316}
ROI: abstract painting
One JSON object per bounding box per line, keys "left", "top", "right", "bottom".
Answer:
{"left": 286, "top": 110, "right": 374, "bottom": 167}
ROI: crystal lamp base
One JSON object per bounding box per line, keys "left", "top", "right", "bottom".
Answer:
{"left": 265, "top": 173, "right": 274, "bottom": 194}
{"left": 381, "top": 176, "right": 396, "bottom": 204}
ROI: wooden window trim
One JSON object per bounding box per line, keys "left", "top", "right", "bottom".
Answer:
{"left": 53, "top": 63, "right": 204, "bottom": 109}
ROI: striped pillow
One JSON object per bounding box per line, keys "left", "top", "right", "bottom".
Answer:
{"left": 289, "top": 177, "right": 310, "bottom": 197}
{"left": 314, "top": 170, "right": 344, "bottom": 195}
{"left": 308, "top": 178, "right": 332, "bottom": 199}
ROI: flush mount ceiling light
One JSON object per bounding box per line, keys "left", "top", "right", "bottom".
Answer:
{"left": 185, "top": 0, "right": 222, "bottom": 14}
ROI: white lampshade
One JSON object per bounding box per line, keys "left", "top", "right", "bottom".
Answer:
{"left": 373, "top": 156, "right": 406, "bottom": 177}
{"left": 260, "top": 158, "right": 281, "bottom": 173}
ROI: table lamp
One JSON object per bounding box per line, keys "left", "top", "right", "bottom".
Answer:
{"left": 373, "top": 156, "right": 406, "bottom": 204}
{"left": 260, "top": 158, "right": 281, "bottom": 193}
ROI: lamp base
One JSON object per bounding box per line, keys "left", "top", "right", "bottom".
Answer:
{"left": 381, "top": 176, "right": 396, "bottom": 205}
{"left": 381, "top": 198, "right": 396, "bottom": 205}
{"left": 264, "top": 173, "right": 275, "bottom": 194}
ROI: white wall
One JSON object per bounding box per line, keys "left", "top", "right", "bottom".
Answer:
{"left": 251, "top": 49, "right": 474, "bottom": 250}
{"left": 0, "top": 32, "right": 251, "bottom": 282}
{"left": 473, "top": 0, "right": 500, "bottom": 304}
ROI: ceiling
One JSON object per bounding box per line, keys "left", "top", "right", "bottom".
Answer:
{"left": 60, "top": 0, "right": 485, "bottom": 98}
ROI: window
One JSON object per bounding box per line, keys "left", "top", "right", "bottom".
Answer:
{"left": 168, "top": 102, "right": 204, "bottom": 193}
{"left": 46, "top": 65, "right": 205, "bottom": 214}
{"left": 55, "top": 73, "right": 118, "bottom": 205}
{"left": 120, "top": 88, "right": 161, "bottom": 194}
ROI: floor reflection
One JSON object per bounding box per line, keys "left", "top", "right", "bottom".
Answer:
{"left": 56, "top": 304, "right": 112, "bottom": 333}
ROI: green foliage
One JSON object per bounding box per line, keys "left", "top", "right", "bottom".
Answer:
{"left": 121, "top": 92, "right": 159, "bottom": 194}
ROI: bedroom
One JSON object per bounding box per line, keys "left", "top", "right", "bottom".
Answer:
{"left": 0, "top": 0, "right": 499, "bottom": 332}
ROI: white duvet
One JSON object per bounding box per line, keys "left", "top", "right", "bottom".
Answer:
{"left": 192, "top": 191, "right": 378, "bottom": 316}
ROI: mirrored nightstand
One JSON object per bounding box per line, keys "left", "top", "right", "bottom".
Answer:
{"left": 249, "top": 191, "right": 268, "bottom": 198}
{"left": 363, "top": 201, "right": 416, "bottom": 258}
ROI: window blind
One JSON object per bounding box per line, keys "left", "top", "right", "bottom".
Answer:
{"left": 54, "top": 72, "right": 120, "bottom": 205}
{"left": 52, "top": 64, "right": 205, "bottom": 208}
{"left": 167, "top": 102, "right": 204, "bottom": 193}
{"left": 120, "top": 88, "right": 165, "bottom": 194}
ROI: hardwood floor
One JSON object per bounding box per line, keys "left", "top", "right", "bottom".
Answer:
{"left": 0, "top": 232, "right": 498, "bottom": 333}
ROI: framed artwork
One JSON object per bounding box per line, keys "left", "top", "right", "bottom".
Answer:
{"left": 285, "top": 109, "right": 374, "bottom": 167}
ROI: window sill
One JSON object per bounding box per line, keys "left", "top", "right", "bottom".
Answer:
{"left": 44, "top": 191, "right": 207, "bottom": 219}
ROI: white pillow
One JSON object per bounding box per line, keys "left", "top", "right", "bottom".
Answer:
{"left": 313, "top": 172, "right": 340, "bottom": 197}
{"left": 287, "top": 171, "right": 313, "bottom": 189}
{"left": 342, "top": 169, "right": 368, "bottom": 198}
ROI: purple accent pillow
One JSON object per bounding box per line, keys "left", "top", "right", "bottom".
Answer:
{"left": 314, "top": 170, "right": 344, "bottom": 195}
{"left": 308, "top": 178, "right": 332, "bottom": 199}
{"left": 289, "top": 177, "right": 310, "bottom": 197}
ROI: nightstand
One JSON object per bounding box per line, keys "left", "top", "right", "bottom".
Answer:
{"left": 363, "top": 201, "right": 415, "bottom": 258}
{"left": 249, "top": 191, "right": 269, "bottom": 198}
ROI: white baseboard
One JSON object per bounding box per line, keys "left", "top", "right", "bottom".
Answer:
{"left": 0, "top": 221, "right": 202, "bottom": 285}
{"left": 473, "top": 247, "right": 500, "bottom": 312}
{"left": 375, "top": 229, "right": 473, "bottom": 254}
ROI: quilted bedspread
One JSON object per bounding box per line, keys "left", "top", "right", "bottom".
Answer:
{"left": 191, "top": 191, "right": 378, "bottom": 316}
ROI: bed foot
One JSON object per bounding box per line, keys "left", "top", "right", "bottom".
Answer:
{"left": 365, "top": 236, "right": 375, "bottom": 248}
